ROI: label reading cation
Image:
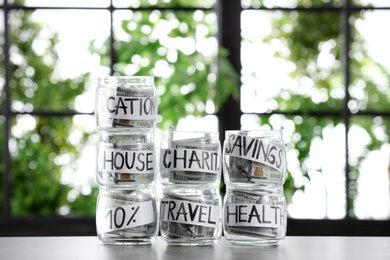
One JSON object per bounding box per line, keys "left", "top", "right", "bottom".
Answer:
{"left": 160, "top": 199, "right": 220, "bottom": 228}
{"left": 225, "top": 134, "right": 286, "bottom": 174}
{"left": 225, "top": 203, "right": 286, "bottom": 228}
{"left": 98, "top": 94, "right": 157, "bottom": 120}
{"left": 98, "top": 148, "right": 154, "bottom": 174}
{"left": 161, "top": 148, "right": 220, "bottom": 174}
{"left": 97, "top": 201, "right": 155, "bottom": 233}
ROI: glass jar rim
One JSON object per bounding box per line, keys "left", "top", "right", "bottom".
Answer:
{"left": 99, "top": 76, "right": 154, "bottom": 86}
{"left": 225, "top": 130, "right": 282, "bottom": 134}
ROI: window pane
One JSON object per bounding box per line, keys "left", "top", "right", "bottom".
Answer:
{"left": 111, "top": 9, "right": 219, "bottom": 129}
{"left": 241, "top": 10, "right": 343, "bottom": 114}
{"left": 0, "top": 9, "right": 4, "bottom": 215}
{"left": 113, "top": 0, "right": 216, "bottom": 8}
{"left": 349, "top": 116, "right": 390, "bottom": 219}
{"left": 10, "top": 115, "right": 97, "bottom": 216}
{"left": 241, "top": 0, "right": 343, "bottom": 8}
{"left": 9, "top": 9, "right": 109, "bottom": 113}
{"left": 0, "top": 9, "right": 4, "bottom": 104}
{"left": 350, "top": 10, "right": 390, "bottom": 113}
{"left": 0, "top": 117, "right": 3, "bottom": 214}
{"left": 353, "top": 0, "right": 390, "bottom": 7}
{"left": 241, "top": 114, "right": 347, "bottom": 219}
{"left": 9, "top": 0, "right": 110, "bottom": 7}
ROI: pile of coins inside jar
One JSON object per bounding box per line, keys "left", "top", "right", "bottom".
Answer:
{"left": 95, "top": 76, "right": 287, "bottom": 246}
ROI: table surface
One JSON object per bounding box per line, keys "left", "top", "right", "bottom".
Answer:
{"left": 1, "top": 236, "right": 389, "bottom": 260}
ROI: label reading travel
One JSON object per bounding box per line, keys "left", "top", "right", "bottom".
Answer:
{"left": 160, "top": 199, "right": 220, "bottom": 228}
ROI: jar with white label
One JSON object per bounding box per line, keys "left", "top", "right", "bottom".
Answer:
{"left": 95, "top": 76, "right": 158, "bottom": 129}
{"left": 96, "top": 186, "right": 159, "bottom": 245}
{"left": 223, "top": 130, "right": 287, "bottom": 186}
{"left": 223, "top": 186, "right": 287, "bottom": 245}
{"left": 159, "top": 129, "right": 221, "bottom": 187}
{"left": 160, "top": 185, "right": 222, "bottom": 245}
{"left": 96, "top": 129, "right": 156, "bottom": 187}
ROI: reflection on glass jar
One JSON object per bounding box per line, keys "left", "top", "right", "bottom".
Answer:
{"left": 223, "top": 130, "right": 287, "bottom": 186}
{"left": 96, "top": 129, "right": 156, "bottom": 187}
{"left": 159, "top": 129, "right": 221, "bottom": 187}
{"left": 223, "top": 186, "right": 287, "bottom": 245}
{"left": 96, "top": 187, "right": 159, "bottom": 245}
{"left": 160, "top": 186, "right": 222, "bottom": 246}
{"left": 95, "top": 76, "right": 158, "bottom": 129}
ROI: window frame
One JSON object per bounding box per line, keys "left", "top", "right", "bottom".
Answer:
{"left": 1, "top": 0, "right": 390, "bottom": 236}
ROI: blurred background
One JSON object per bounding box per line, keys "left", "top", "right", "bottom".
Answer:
{"left": 0, "top": 0, "right": 389, "bottom": 235}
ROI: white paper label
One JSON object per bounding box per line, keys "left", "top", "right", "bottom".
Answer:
{"left": 225, "top": 203, "right": 286, "bottom": 228}
{"left": 225, "top": 134, "right": 286, "bottom": 174}
{"left": 97, "top": 201, "right": 155, "bottom": 233}
{"left": 98, "top": 148, "right": 154, "bottom": 174}
{"left": 160, "top": 199, "right": 220, "bottom": 228}
{"left": 98, "top": 94, "right": 157, "bottom": 120}
{"left": 160, "top": 148, "right": 220, "bottom": 174}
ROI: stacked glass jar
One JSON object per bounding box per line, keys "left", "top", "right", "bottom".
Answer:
{"left": 222, "top": 130, "right": 287, "bottom": 245}
{"left": 95, "top": 76, "right": 159, "bottom": 245}
{"left": 159, "top": 128, "right": 223, "bottom": 245}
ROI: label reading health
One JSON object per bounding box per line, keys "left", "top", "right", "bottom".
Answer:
{"left": 225, "top": 203, "right": 286, "bottom": 229}
{"left": 97, "top": 200, "right": 155, "bottom": 233}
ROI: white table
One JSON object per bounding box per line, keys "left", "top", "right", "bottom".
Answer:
{"left": 1, "top": 236, "right": 389, "bottom": 260}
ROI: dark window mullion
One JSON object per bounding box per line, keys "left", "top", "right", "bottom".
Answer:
{"left": 2, "top": 0, "right": 12, "bottom": 219}
{"left": 217, "top": 0, "right": 241, "bottom": 143}
{"left": 341, "top": 0, "right": 352, "bottom": 219}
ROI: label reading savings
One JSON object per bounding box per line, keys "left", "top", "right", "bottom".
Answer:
{"left": 225, "top": 134, "right": 286, "bottom": 174}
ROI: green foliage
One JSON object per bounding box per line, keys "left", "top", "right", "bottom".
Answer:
{"left": 263, "top": 3, "right": 390, "bottom": 216}
{"left": 4, "top": 9, "right": 94, "bottom": 216}
{"left": 90, "top": 9, "right": 239, "bottom": 130}
{"left": 2, "top": 2, "right": 239, "bottom": 217}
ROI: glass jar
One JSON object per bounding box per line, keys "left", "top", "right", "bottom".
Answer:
{"left": 96, "top": 186, "right": 159, "bottom": 245}
{"left": 223, "top": 130, "right": 287, "bottom": 186}
{"left": 96, "top": 129, "right": 156, "bottom": 187}
{"left": 159, "top": 130, "right": 221, "bottom": 187}
{"left": 223, "top": 186, "right": 287, "bottom": 245}
{"left": 160, "top": 186, "right": 222, "bottom": 245}
{"left": 95, "top": 76, "right": 157, "bottom": 129}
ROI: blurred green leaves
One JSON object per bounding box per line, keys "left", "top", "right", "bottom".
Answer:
{"left": 91, "top": 9, "right": 239, "bottom": 130}
{"left": 3, "top": 9, "right": 94, "bottom": 216}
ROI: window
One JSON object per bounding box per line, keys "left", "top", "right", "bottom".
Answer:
{"left": 1, "top": 0, "right": 390, "bottom": 235}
